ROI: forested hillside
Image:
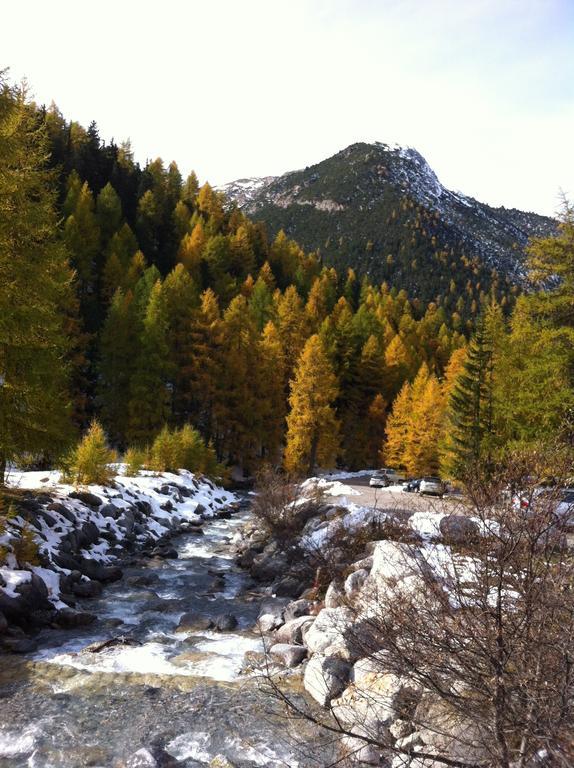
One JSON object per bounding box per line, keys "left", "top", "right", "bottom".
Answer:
{"left": 222, "top": 143, "right": 556, "bottom": 300}
{"left": 1, "top": 76, "right": 572, "bottom": 481}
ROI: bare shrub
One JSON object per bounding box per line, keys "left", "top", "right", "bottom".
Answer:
{"left": 252, "top": 467, "right": 324, "bottom": 545}
{"left": 264, "top": 447, "right": 574, "bottom": 768}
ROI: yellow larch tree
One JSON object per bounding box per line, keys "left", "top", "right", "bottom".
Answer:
{"left": 403, "top": 373, "right": 445, "bottom": 476}
{"left": 284, "top": 335, "right": 340, "bottom": 476}
{"left": 381, "top": 379, "right": 413, "bottom": 468}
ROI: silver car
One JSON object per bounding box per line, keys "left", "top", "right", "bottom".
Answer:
{"left": 369, "top": 468, "right": 403, "bottom": 488}
{"left": 419, "top": 476, "right": 446, "bottom": 497}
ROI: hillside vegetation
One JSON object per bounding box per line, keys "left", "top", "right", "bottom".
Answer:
{"left": 1, "top": 75, "right": 572, "bottom": 483}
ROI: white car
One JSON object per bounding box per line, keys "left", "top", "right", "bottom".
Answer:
{"left": 369, "top": 468, "right": 403, "bottom": 488}
{"left": 419, "top": 476, "right": 446, "bottom": 497}
{"left": 513, "top": 487, "right": 574, "bottom": 527}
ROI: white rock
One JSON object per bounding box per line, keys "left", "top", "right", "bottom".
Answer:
{"left": 305, "top": 607, "right": 354, "bottom": 655}
{"left": 303, "top": 654, "right": 350, "bottom": 706}
{"left": 351, "top": 651, "right": 391, "bottom": 683}
{"left": 344, "top": 568, "right": 369, "bottom": 598}
{"left": 340, "top": 736, "right": 381, "bottom": 765}
{"left": 275, "top": 616, "right": 315, "bottom": 645}
{"left": 331, "top": 672, "right": 421, "bottom": 734}
{"left": 325, "top": 580, "right": 346, "bottom": 608}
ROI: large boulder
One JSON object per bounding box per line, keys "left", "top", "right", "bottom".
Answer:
{"left": 439, "top": 515, "right": 480, "bottom": 544}
{"left": 360, "top": 541, "right": 428, "bottom": 617}
{"left": 176, "top": 612, "right": 214, "bottom": 632}
{"left": 272, "top": 575, "right": 305, "bottom": 598}
{"left": 72, "top": 579, "right": 103, "bottom": 598}
{"left": 77, "top": 558, "right": 122, "bottom": 583}
{"left": 100, "top": 503, "right": 121, "bottom": 519}
{"left": 250, "top": 551, "right": 289, "bottom": 582}
{"left": 344, "top": 568, "right": 369, "bottom": 599}
{"left": 125, "top": 749, "right": 158, "bottom": 768}
{"left": 256, "top": 598, "right": 289, "bottom": 633}
{"left": 331, "top": 672, "right": 420, "bottom": 739}
{"left": 351, "top": 651, "right": 391, "bottom": 683}
{"left": 55, "top": 609, "right": 97, "bottom": 628}
{"left": 304, "top": 607, "right": 354, "bottom": 656}
{"left": 275, "top": 616, "right": 315, "bottom": 645}
{"left": 284, "top": 598, "right": 320, "bottom": 622}
{"left": 214, "top": 613, "right": 238, "bottom": 631}
{"left": 0, "top": 573, "right": 53, "bottom": 626}
{"left": 269, "top": 643, "right": 307, "bottom": 668}
{"left": 369, "top": 541, "right": 419, "bottom": 586}
{"left": 414, "top": 693, "right": 487, "bottom": 763}
{"left": 303, "top": 654, "right": 350, "bottom": 706}
{"left": 325, "top": 580, "right": 346, "bottom": 608}
{"left": 68, "top": 491, "right": 102, "bottom": 508}
{"left": 340, "top": 735, "right": 381, "bottom": 766}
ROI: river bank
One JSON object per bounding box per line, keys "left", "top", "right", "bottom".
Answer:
{"left": 0, "top": 480, "right": 331, "bottom": 768}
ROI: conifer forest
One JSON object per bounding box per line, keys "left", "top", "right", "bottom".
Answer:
{"left": 2, "top": 74, "right": 572, "bottom": 482}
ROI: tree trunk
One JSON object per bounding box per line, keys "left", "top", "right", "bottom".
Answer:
{"left": 308, "top": 430, "right": 319, "bottom": 476}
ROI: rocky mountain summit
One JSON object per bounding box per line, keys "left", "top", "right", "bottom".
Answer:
{"left": 221, "top": 142, "right": 556, "bottom": 299}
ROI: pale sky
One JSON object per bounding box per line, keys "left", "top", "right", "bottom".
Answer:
{"left": 3, "top": 0, "right": 573, "bottom": 216}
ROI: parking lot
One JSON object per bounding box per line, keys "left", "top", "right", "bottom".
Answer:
{"left": 342, "top": 474, "right": 466, "bottom": 515}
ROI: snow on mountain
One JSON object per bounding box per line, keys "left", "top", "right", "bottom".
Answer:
{"left": 219, "top": 142, "right": 556, "bottom": 286}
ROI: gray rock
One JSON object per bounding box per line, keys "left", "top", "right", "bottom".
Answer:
{"left": 349, "top": 555, "right": 374, "bottom": 572}
{"left": 0, "top": 611, "right": 7, "bottom": 634}
{"left": 55, "top": 609, "right": 97, "bottom": 628}
{"left": 275, "top": 616, "right": 315, "bottom": 645}
{"left": 47, "top": 502, "right": 77, "bottom": 523}
{"left": 331, "top": 673, "right": 418, "bottom": 740}
{"left": 303, "top": 654, "right": 350, "bottom": 706}
{"left": 176, "top": 612, "right": 214, "bottom": 632}
{"left": 270, "top": 643, "right": 307, "bottom": 667}
{"left": 414, "top": 693, "right": 487, "bottom": 762}
{"left": 272, "top": 575, "right": 305, "bottom": 598}
{"left": 214, "top": 613, "right": 238, "bottom": 631}
{"left": 395, "top": 731, "right": 423, "bottom": 751}
{"left": 352, "top": 651, "right": 391, "bottom": 683}
{"left": 283, "top": 598, "right": 319, "bottom": 622}
{"left": 72, "top": 579, "right": 103, "bottom": 598}
{"left": 100, "top": 503, "right": 121, "bottom": 519}
{"left": 439, "top": 515, "right": 480, "bottom": 544}
{"left": 340, "top": 736, "right": 381, "bottom": 765}
{"left": 68, "top": 491, "right": 103, "bottom": 508}
{"left": 250, "top": 551, "right": 289, "bottom": 581}
{"left": 256, "top": 598, "right": 289, "bottom": 632}
{"left": 389, "top": 718, "right": 415, "bottom": 740}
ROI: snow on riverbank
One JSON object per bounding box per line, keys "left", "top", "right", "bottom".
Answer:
{"left": 1, "top": 468, "right": 237, "bottom": 613}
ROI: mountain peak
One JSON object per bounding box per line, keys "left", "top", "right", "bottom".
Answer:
{"left": 220, "top": 142, "right": 556, "bottom": 297}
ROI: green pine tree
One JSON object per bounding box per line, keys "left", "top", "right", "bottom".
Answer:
{"left": 0, "top": 77, "right": 74, "bottom": 482}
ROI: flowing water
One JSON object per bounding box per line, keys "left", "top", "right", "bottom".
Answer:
{"left": 0, "top": 509, "right": 330, "bottom": 768}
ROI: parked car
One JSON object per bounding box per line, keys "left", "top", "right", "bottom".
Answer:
{"left": 369, "top": 468, "right": 404, "bottom": 488}
{"left": 419, "top": 476, "right": 446, "bottom": 497}
{"left": 513, "top": 487, "right": 574, "bottom": 527}
{"left": 555, "top": 488, "right": 574, "bottom": 524}
{"left": 402, "top": 478, "right": 421, "bottom": 493}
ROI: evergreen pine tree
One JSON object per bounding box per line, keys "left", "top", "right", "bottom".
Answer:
{"left": 441, "top": 315, "right": 496, "bottom": 478}
{"left": 98, "top": 289, "right": 139, "bottom": 447}
{"left": 128, "top": 280, "right": 171, "bottom": 444}
{"left": 0, "top": 78, "right": 74, "bottom": 481}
